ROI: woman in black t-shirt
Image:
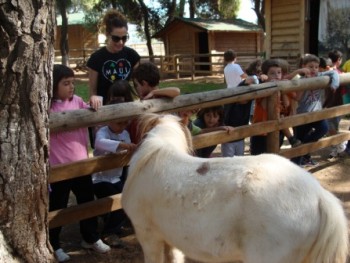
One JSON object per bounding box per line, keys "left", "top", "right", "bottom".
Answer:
{"left": 87, "top": 9, "right": 140, "bottom": 109}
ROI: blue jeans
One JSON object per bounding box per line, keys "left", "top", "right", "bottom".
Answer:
{"left": 292, "top": 120, "right": 329, "bottom": 164}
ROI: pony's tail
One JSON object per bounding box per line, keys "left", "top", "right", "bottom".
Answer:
{"left": 303, "top": 191, "right": 348, "bottom": 263}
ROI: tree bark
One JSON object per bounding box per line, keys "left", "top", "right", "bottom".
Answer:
{"left": 0, "top": 1, "right": 55, "bottom": 262}
{"left": 252, "top": 0, "right": 265, "bottom": 31}
{"left": 189, "top": 0, "right": 196, "bottom": 18}
{"left": 138, "top": 0, "right": 154, "bottom": 60}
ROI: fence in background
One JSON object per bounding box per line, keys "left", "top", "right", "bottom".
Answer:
{"left": 54, "top": 50, "right": 265, "bottom": 80}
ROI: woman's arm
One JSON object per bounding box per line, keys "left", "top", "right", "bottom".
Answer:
{"left": 88, "top": 68, "right": 101, "bottom": 110}
{"left": 143, "top": 87, "right": 180, "bottom": 99}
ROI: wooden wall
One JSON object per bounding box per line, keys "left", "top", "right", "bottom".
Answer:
{"left": 159, "top": 21, "right": 263, "bottom": 74}
{"left": 165, "top": 23, "right": 199, "bottom": 55}
{"left": 265, "top": 0, "right": 305, "bottom": 66}
{"left": 211, "top": 32, "right": 263, "bottom": 72}
{"left": 212, "top": 32, "right": 261, "bottom": 53}
{"left": 55, "top": 25, "right": 98, "bottom": 59}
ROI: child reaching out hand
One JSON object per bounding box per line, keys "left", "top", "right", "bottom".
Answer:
{"left": 49, "top": 65, "right": 110, "bottom": 262}
{"left": 195, "top": 106, "right": 234, "bottom": 157}
{"left": 179, "top": 108, "right": 234, "bottom": 158}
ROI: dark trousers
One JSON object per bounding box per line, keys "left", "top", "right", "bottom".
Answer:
{"left": 292, "top": 120, "right": 329, "bottom": 164}
{"left": 93, "top": 181, "right": 127, "bottom": 234}
{"left": 250, "top": 135, "right": 267, "bottom": 155}
{"left": 250, "top": 132, "right": 284, "bottom": 155}
{"left": 49, "top": 175, "right": 99, "bottom": 250}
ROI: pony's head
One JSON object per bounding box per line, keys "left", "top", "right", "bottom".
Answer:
{"left": 136, "top": 113, "right": 193, "bottom": 154}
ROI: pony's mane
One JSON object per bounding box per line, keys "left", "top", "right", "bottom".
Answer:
{"left": 136, "top": 113, "right": 193, "bottom": 152}
{"left": 129, "top": 113, "right": 193, "bottom": 181}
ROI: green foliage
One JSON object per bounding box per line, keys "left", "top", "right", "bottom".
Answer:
{"left": 323, "top": 7, "right": 350, "bottom": 58}
{"left": 219, "top": 0, "right": 240, "bottom": 19}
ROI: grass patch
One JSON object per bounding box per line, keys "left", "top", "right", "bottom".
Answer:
{"left": 74, "top": 79, "right": 225, "bottom": 101}
{"left": 75, "top": 81, "right": 90, "bottom": 101}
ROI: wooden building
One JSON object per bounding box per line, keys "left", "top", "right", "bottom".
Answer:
{"left": 55, "top": 12, "right": 99, "bottom": 65}
{"left": 153, "top": 17, "right": 263, "bottom": 73}
{"left": 264, "top": 0, "right": 350, "bottom": 68}
{"left": 265, "top": 0, "right": 304, "bottom": 60}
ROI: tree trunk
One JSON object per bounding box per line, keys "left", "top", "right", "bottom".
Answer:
{"left": 57, "top": 0, "right": 69, "bottom": 66}
{"left": 138, "top": 0, "right": 154, "bottom": 61}
{"left": 0, "top": 1, "right": 55, "bottom": 262}
{"left": 178, "top": 0, "right": 186, "bottom": 17}
{"left": 253, "top": 0, "right": 265, "bottom": 31}
{"left": 189, "top": 0, "right": 196, "bottom": 18}
{"left": 166, "top": 0, "right": 177, "bottom": 23}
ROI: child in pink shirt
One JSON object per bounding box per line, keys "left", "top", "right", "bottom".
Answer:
{"left": 49, "top": 65, "right": 110, "bottom": 262}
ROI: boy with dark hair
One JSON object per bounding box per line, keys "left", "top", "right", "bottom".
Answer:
{"left": 223, "top": 49, "right": 247, "bottom": 89}
{"left": 129, "top": 62, "right": 180, "bottom": 143}
{"left": 292, "top": 54, "right": 331, "bottom": 166}
{"left": 132, "top": 62, "right": 180, "bottom": 100}
{"left": 250, "top": 58, "right": 282, "bottom": 155}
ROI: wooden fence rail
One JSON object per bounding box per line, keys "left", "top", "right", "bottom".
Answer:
{"left": 48, "top": 73, "right": 350, "bottom": 229}
{"left": 55, "top": 50, "right": 264, "bottom": 80}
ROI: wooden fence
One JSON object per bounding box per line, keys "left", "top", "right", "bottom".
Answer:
{"left": 54, "top": 50, "right": 264, "bottom": 80}
{"left": 48, "top": 74, "right": 350, "bottom": 228}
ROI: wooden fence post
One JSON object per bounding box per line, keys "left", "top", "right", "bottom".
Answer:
{"left": 191, "top": 55, "right": 195, "bottom": 81}
{"left": 266, "top": 91, "right": 280, "bottom": 153}
{"left": 160, "top": 56, "right": 164, "bottom": 78}
{"left": 175, "top": 55, "right": 180, "bottom": 79}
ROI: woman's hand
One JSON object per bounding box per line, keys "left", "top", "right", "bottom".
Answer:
{"left": 89, "top": 95, "right": 103, "bottom": 111}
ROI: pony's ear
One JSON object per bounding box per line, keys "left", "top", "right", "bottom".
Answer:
{"left": 136, "top": 113, "right": 161, "bottom": 141}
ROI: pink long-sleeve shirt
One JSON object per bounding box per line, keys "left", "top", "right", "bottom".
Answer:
{"left": 49, "top": 95, "right": 90, "bottom": 165}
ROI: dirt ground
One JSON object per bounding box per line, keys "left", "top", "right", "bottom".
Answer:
{"left": 57, "top": 118, "right": 350, "bottom": 263}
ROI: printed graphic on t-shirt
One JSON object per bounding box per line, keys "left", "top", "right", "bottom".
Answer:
{"left": 305, "top": 90, "right": 320, "bottom": 105}
{"left": 102, "top": 59, "right": 132, "bottom": 82}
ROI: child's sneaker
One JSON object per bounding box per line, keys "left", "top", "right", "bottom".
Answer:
{"left": 328, "top": 145, "right": 339, "bottom": 159}
{"left": 336, "top": 142, "right": 346, "bottom": 154}
{"left": 81, "top": 239, "right": 111, "bottom": 253}
{"left": 300, "top": 157, "right": 318, "bottom": 167}
{"left": 102, "top": 234, "right": 126, "bottom": 248}
{"left": 54, "top": 248, "right": 70, "bottom": 262}
{"left": 289, "top": 136, "right": 302, "bottom": 148}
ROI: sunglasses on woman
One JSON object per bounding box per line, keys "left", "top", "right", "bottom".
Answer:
{"left": 110, "top": 34, "right": 128, "bottom": 43}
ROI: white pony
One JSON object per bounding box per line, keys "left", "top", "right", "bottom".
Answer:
{"left": 122, "top": 113, "right": 349, "bottom": 263}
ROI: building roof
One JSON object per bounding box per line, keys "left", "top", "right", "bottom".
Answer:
{"left": 153, "top": 17, "right": 262, "bottom": 38}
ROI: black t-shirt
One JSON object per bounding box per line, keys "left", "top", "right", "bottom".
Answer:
{"left": 87, "top": 46, "right": 140, "bottom": 103}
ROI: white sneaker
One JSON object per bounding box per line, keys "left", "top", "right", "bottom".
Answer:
{"left": 54, "top": 248, "right": 70, "bottom": 262}
{"left": 336, "top": 142, "right": 346, "bottom": 154}
{"left": 81, "top": 239, "right": 111, "bottom": 253}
